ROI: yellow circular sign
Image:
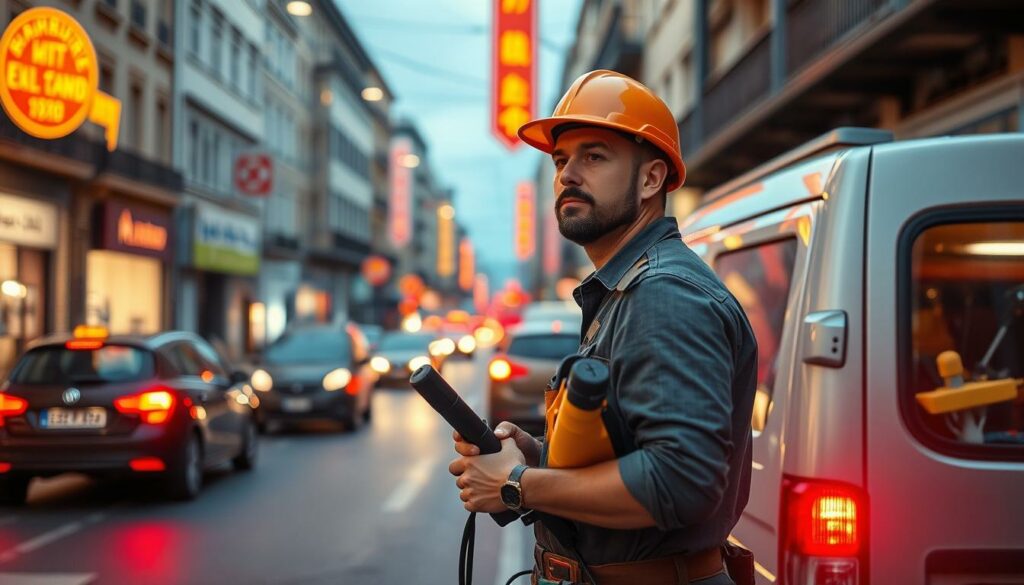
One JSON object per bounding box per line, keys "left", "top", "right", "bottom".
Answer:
{"left": 0, "top": 7, "right": 99, "bottom": 140}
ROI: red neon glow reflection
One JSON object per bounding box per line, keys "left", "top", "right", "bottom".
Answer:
{"left": 107, "top": 522, "right": 185, "bottom": 582}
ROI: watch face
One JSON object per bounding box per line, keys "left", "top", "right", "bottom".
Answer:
{"left": 500, "top": 483, "right": 521, "bottom": 509}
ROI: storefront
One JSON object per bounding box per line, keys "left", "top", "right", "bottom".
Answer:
{"left": 0, "top": 191, "right": 59, "bottom": 376}
{"left": 86, "top": 201, "right": 172, "bottom": 334}
{"left": 178, "top": 202, "right": 261, "bottom": 360}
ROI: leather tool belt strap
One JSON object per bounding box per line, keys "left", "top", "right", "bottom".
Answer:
{"left": 532, "top": 544, "right": 724, "bottom": 585}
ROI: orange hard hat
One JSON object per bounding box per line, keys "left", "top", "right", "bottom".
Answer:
{"left": 518, "top": 70, "right": 686, "bottom": 191}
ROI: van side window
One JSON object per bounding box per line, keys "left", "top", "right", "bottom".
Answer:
{"left": 906, "top": 220, "right": 1024, "bottom": 456}
{"left": 713, "top": 238, "right": 798, "bottom": 433}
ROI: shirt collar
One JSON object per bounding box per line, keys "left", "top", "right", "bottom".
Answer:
{"left": 573, "top": 217, "right": 681, "bottom": 303}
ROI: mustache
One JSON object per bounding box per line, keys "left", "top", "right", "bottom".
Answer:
{"left": 555, "top": 188, "right": 595, "bottom": 209}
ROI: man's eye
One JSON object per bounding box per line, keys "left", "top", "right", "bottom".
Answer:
{"left": 553, "top": 159, "right": 566, "bottom": 168}
{"left": 586, "top": 153, "right": 603, "bottom": 162}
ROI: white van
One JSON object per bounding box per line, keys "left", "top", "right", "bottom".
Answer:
{"left": 680, "top": 128, "right": 1024, "bottom": 585}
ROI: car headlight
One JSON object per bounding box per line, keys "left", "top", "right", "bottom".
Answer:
{"left": 457, "top": 335, "right": 476, "bottom": 354}
{"left": 408, "top": 356, "right": 431, "bottom": 371}
{"left": 429, "top": 338, "right": 456, "bottom": 357}
{"left": 370, "top": 356, "right": 391, "bottom": 374}
{"left": 322, "top": 368, "right": 353, "bottom": 392}
{"left": 251, "top": 369, "right": 273, "bottom": 392}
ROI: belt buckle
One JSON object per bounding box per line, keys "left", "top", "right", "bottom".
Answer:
{"left": 544, "top": 554, "right": 579, "bottom": 583}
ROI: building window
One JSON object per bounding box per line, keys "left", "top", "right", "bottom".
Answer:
{"left": 248, "top": 44, "right": 259, "bottom": 98}
{"left": 128, "top": 79, "right": 143, "bottom": 151}
{"left": 99, "top": 60, "right": 115, "bottom": 95}
{"left": 189, "top": 1, "right": 202, "bottom": 57}
{"left": 130, "top": 0, "right": 147, "bottom": 31}
{"left": 211, "top": 132, "right": 221, "bottom": 190}
{"left": 156, "top": 96, "right": 170, "bottom": 164}
{"left": 189, "top": 120, "right": 199, "bottom": 181}
{"left": 210, "top": 10, "right": 223, "bottom": 77}
{"left": 230, "top": 28, "right": 241, "bottom": 89}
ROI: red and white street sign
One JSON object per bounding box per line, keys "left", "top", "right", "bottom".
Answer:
{"left": 234, "top": 153, "right": 273, "bottom": 197}
{"left": 491, "top": 0, "right": 536, "bottom": 150}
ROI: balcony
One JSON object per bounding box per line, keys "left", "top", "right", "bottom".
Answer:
{"left": 98, "top": 148, "right": 184, "bottom": 194}
{"left": 0, "top": 115, "right": 99, "bottom": 178}
{"left": 679, "top": 0, "right": 945, "bottom": 187}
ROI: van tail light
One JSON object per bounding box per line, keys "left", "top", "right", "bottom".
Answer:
{"left": 0, "top": 393, "right": 28, "bottom": 427}
{"left": 129, "top": 457, "right": 166, "bottom": 472}
{"left": 488, "top": 356, "right": 529, "bottom": 382}
{"left": 780, "top": 475, "right": 867, "bottom": 585}
{"left": 345, "top": 376, "right": 361, "bottom": 396}
{"left": 0, "top": 462, "right": 11, "bottom": 473}
{"left": 115, "top": 388, "right": 176, "bottom": 424}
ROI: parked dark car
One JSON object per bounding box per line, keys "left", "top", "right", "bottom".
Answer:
{"left": 0, "top": 327, "right": 259, "bottom": 504}
{"left": 250, "top": 324, "right": 374, "bottom": 431}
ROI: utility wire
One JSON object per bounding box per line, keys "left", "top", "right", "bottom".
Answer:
{"left": 349, "top": 15, "right": 569, "bottom": 52}
{"left": 369, "top": 45, "right": 489, "bottom": 89}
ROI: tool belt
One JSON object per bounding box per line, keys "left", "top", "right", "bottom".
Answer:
{"left": 532, "top": 544, "right": 724, "bottom": 585}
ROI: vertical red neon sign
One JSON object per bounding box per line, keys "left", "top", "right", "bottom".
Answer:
{"left": 515, "top": 181, "right": 535, "bottom": 260}
{"left": 491, "top": 0, "right": 536, "bottom": 150}
{"left": 388, "top": 138, "right": 412, "bottom": 247}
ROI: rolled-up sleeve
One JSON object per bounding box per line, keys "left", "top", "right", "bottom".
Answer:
{"left": 614, "top": 274, "right": 737, "bottom": 531}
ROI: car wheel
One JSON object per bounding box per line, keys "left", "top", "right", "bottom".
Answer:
{"left": 166, "top": 432, "right": 203, "bottom": 501}
{"left": 0, "top": 477, "right": 30, "bottom": 506}
{"left": 362, "top": 402, "right": 372, "bottom": 423}
{"left": 232, "top": 418, "right": 258, "bottom": 471}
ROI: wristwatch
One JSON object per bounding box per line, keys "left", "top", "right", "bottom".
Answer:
{"left": 500, "top": 464, "right": 530, "bottom": 512}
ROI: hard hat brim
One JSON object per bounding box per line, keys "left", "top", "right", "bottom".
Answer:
{"left": 518, "top": 115, "right": 686, "bottom": 191}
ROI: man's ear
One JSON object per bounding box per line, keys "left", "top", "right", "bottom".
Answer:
{"left": 638, "top": 158, "right": 669, "bottom": 202}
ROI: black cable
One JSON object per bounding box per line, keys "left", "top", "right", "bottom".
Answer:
{"left": 459, "top": 512, "right": 476, "bottom": 585}
{"left": 504, "top": 569, "right": 533, "bottom": 585}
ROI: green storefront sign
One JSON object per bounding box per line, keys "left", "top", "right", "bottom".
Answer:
{"left": 193, "top": 204, "right": 260, "bottom": 275}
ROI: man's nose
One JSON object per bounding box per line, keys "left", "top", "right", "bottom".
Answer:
{"left": 558, "top": 158, "right": 582, "bottom": 187}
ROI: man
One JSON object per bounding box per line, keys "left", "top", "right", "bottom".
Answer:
{"left": 449, "top": 70, "right": 757, "bottom": 585}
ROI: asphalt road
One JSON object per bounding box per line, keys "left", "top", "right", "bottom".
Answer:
{"left": 0, "top": 354, "right": 536, "bottom": 585}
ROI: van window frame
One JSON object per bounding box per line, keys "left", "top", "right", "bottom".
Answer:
{"left": 710, "top": 234, "right": 803, "bottom": 435}
{"left": 897, "top": 204, "right": 1024, "bottom": 462}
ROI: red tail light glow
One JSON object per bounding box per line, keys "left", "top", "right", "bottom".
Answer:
{"left": 115, "top": 388, "right": 176, "bottom": 424}
{"left": 345, "top": 376, "right": 361, "bottom": 396}
{"left": 66, "top": 339, "right": 104, "bottom": 350}
{"left": 781, "top": 475, "right": 867, "bottom": 584}
{"left": 488, "top": 357, "right": 529, "bottom": 382}
{"left": 0, "top": 393, "right": 28, "bottom": 427}
{"left": 129, "top": 457, "right": 166, "bottom": 472}
{"left": 0, "top": 463, "right": 11, "bottom": 473}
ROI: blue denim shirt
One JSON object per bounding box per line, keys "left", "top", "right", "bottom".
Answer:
{"left": 535, "top": 217, "right": 758, "bottom": 564}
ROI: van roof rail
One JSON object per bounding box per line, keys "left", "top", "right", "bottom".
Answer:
{"left": 702, "top": 127, "right": 894, "bottom": 202}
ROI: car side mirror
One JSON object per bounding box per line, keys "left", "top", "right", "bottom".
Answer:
{"left": 230, "top": 370, "right": 250, "bottom": 385}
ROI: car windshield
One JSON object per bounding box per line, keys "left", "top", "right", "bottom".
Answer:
{"left": 507, "top": 334, "right": 579, "bottom": 360}
{"left": 264, "top": 329, "right": 351, "bottom": 365}
{"left": 10, "top": 344, "right": 154, "bottom": 385}
{"left": 378, "top": 332, "right": 435, "bottom": 351}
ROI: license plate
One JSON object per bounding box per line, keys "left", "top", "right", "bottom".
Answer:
{"left": 41, "top": 407, "right": 107, "bottom": 429}
{"left": 281, "top": 397, "right": 312, "bottom": 413}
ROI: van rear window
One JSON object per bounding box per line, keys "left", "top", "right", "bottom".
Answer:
{"left": 714, "top": 238, "right": 798, "bottom": 433}
{"left": 906, "top": 221, "right": 1024, "bottom": 456}
{"left": 10, "top": 345, "right": 154, "bottom": 385}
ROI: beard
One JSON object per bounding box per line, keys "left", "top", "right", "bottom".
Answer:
{"left": 555, "top": 165, "right": 640, "bottom": 245}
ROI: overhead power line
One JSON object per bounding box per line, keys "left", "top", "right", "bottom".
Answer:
{"left": 350, "top": 15, "right": 569, "bottom": 52}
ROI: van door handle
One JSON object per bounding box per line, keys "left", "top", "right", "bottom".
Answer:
{"left": 802, "top": 310, "right": 847, "bottom": 368}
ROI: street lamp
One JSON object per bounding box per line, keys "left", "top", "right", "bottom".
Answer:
{"left": 361, "top": 87, "right": 384, "bottom": 102}
{"left": 399, "top": 154, "right": 420, "bottom": 169}
{"left": 286, "top": 1, "right": 312, "bottom": 16}
{"left": 438, "top": 204, "right": 455, "bottom": 220}
{"left": 0, "top": 280, "right": 27, "bottom": 299}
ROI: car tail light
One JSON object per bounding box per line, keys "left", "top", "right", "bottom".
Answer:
{"left": 129, "top": 457, "right": 166, "bottom": 472}
{"left": 0, "top": 393, "right": 28, "bottom": 427}
{"left": 115, "top": 388, "right": 176, "bottom": 424}
{"left": 780, "top": 475, "right": 867, "bottom": 585}
{"left": 65, "top": 339, "right": 104, "bottom": 350}
{"left": 0, "top": 463, "right": 11, "bottom": 473}
{"left": 345, "top": 375, "right": 361, "bottom": 396}
{"left": 488, "top": 357, "right": 529, "bottom": 382}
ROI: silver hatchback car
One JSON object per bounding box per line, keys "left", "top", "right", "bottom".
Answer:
{"left": 681, "top": 128, "right": 1024, "bottom": 584}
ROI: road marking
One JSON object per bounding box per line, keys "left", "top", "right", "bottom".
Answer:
{"left": 0, "top": 513, "right": 105, "bottom": 564}
{"left": 0, "top": 574, "right": 95, "bottom": 585}
{"left": 381, "top": 457, "right": 435, "bottom": 513}
{"left": 494, "top": 524, "right": 530, "bottom": 585}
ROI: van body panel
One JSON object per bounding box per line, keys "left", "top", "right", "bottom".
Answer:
{"left": 681, "top": 155, "right": 839, "bottom": 238}
{"left": 783, "top": 149, "right": 870, "bottom": 487}
{"left": 866, "top": 135, "right": 1024, "bottom": 582}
